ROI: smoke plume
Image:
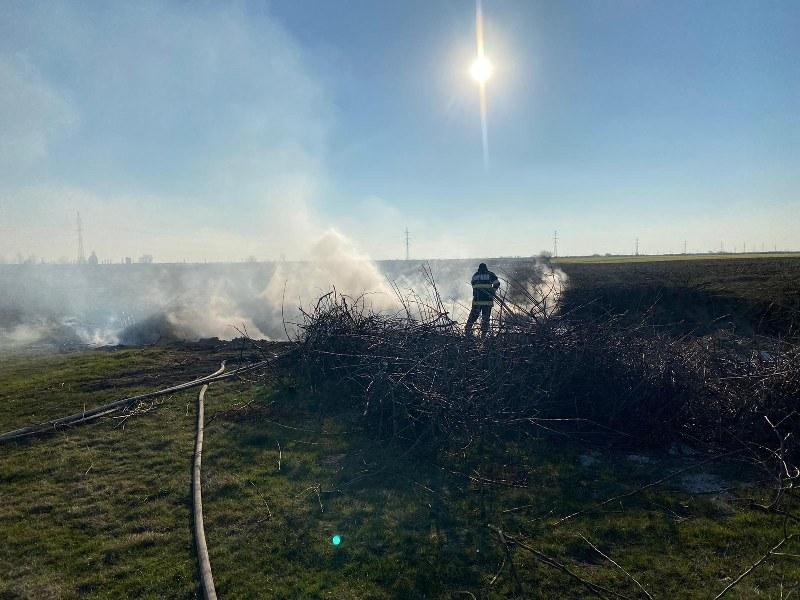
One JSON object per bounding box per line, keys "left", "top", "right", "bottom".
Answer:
{"left": 0, "top": 234, "right": 567, "bottom": 350}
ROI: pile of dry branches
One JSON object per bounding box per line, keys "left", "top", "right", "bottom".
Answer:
{"left": 294, "top": 267, "right": 800, "bottom": 455}
{"left": 287, "top": 266, "right": 800, "bottom": 599}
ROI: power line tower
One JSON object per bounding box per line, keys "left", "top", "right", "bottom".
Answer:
{"left": 683, "top": 239, "right": 687, "bottom": 255}
{"left": 76, "top": 211, "right": 86, "bottom": 264}
{"left": 635, "top": 237, "right": 639, "bottom": 256}
{"left": 553, "top": 230, "right": 559, "bottom": 258}
{"left": 404, "top": 227, "right": 410, "bottom": 261}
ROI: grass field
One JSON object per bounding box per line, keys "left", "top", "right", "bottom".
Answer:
{"left": 2, "top": 340, "right": 799, "bottom": 598}
{"left": 557, "top": 256, "right": 800, "bottom": 339}
{"left": 553, "top": 252, "right": 800, "bottom": 265}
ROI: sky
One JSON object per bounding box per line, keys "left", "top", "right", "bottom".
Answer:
{"left": 0, "top": 0, "right": 798, "bottom": 262}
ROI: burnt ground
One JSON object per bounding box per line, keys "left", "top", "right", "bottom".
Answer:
{"left": 559, "top": 257, "right": 800, "bottom": 338}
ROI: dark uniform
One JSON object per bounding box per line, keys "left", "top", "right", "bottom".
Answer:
{"left": 465, "top": 263, "right": 500, "bottom": 338}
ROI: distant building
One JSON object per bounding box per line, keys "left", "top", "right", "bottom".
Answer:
{"left": 125, "top": 257, "right": 132, "bottom": 264}
{"left": 88, "top": 251, "right": 99, "bottom": 265}
{"left": 139, "top": 255, "right": 153, "bottom": 264}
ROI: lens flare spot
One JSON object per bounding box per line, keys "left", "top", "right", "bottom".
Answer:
{"left": 331, "top": 534, "right": 342, "bottom": 546}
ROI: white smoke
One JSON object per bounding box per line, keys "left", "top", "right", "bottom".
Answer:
{"left": 0, "top": 230, "right": 569, "bottom": 350}
{"left": 500, "top": 259, "right": 569, "bottom": 321}
{"left": 262, "top": 229, "right": 397, "bottom": 318}
{"left": 0, "top": 3, "right": 569, "bottom": 351}
{"left": 0, "top": 229, "right": 400, "bottom": 348}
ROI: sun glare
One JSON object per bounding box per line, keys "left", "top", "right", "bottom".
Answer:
{"left": 469, "top": 55, "right": 494, "bottom": 85}
{"left": 472, "top": 0, "right": 491, "bottom": 170}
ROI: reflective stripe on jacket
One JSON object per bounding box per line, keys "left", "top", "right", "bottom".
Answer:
{"left": 471, "top": 270, "right": 499, "bottom": 306}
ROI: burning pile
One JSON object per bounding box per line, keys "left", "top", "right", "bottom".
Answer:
{"left": 294, "top": 268, "right": 800, "bottom": 453}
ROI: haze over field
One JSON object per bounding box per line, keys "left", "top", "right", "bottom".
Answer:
{"left": 0, "top": 244, "right": 566, "bottom": 348}
{"left": 2, "top": 0, "right": 798, "bottom": 264}
{"left": 0, "top": 1, "right": 797, "bottom": 347}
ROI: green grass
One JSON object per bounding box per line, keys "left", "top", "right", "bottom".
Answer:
{"left": 2, "top": 346, "right": 799, "bottom": 598}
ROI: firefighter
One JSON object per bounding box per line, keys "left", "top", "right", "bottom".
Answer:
{"left": 465, "top": 263, "right": 500, "bottom": 338}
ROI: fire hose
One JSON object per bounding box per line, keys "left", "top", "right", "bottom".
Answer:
{"left": 0, "top": 348, "right": 295, "bottom": 444}
{"left": 194, "top": 382, "right": 218, "bottom": 600}
{"left": 0, "top": 348, "right": 298, "bottom": 597}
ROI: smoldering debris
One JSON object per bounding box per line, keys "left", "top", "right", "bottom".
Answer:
{"left": 295, "top": 281, "right": 800, "bottom": 453}
{"left": 0, "top": 223, "right": 567, "bottom": 351}
{"left": 1, "top": 239, "right": 560, "bottom": 350}
{"left": 500, "top": 260, "right": 568, "bottom": 321}
{"left": 117, "top": 314, "right": 182, "bottom": 346}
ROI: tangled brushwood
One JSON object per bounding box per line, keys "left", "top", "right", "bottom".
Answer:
{"left": 295, "top": 266, "right": 800, "bottom": 457}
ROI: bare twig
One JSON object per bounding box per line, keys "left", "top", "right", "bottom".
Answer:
{"left": 578, "top": 533, "right": 654, "bottom": 600}
{"left": 489, "top": 525, "right": 631, "bottom": 600}
{"left": 714, "top": 534, "right": 796, "bottom": 599}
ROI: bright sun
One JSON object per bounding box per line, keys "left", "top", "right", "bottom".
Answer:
{"left": 469, "top": 55, "right": 494, "bottom": 85}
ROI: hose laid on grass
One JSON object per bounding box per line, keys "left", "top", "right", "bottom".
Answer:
{"left": 193, "top": 383, "right": 218, "bottom": 600}
{"left": 0, "top": 362, "right": 226, "bottom": 443}
{"left": 0, "top": 348, "right": 296, "bottom": 444}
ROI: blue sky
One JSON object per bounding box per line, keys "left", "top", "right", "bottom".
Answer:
{"left": 1, "top": 0, "right": 798, "bottom": 261}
